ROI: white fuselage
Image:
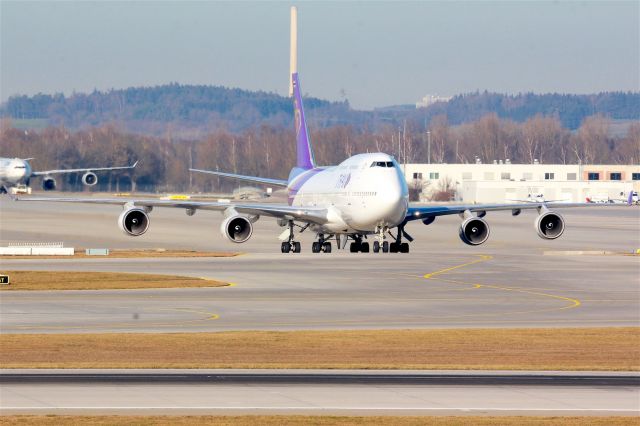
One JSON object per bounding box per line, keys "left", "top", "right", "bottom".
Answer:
{"left": 290, "top": 153, "right": 409, "bottom": 233}
{"left": 0, "top": 157, "right": 31, "bottom": 187}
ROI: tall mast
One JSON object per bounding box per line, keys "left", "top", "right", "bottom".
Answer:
{"left": 289, "top": 6, "right": 298, "bottom": 97}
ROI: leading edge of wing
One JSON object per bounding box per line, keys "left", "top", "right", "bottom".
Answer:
{"left": 14, "top": 196, "right": 328, "bottom": 224}
{"left": 406, "top": 202, "right": 597, "bottom": 221}
{"left": 189, "top": 168, "right": 289, "bottom": 187}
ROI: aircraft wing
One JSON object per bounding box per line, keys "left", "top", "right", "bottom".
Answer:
{"left": 31, "top": 161, "right": 138, "bottom": 177}
{"left": 405, "top": 202, "right": 594, "bottom": 221}
{"left": 189, "top": 168, "right": 289, "bottom": 187}
{"left": 14, "top": 196, "right": 329, "bottom": 224}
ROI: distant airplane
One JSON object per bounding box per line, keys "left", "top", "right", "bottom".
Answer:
{"left": 17, "top": 72, "right": 594, "bottom": 254}
{"left": 586, "top": 190, "right": 638, "bottom": 205}
{"left": 0, "top": 157, "right": 137, "bottom": 194}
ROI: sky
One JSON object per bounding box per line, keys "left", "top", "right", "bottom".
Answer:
{"left": 1, "top": 1, "right": 638, "bottom": 110}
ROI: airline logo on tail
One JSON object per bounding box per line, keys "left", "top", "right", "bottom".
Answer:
{"left": 292, "top": 73, "right": 315, "bottom": 170}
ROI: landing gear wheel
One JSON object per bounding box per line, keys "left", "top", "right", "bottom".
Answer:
{"left": 349, "top": 242, "right": 359, "bottom": 253}
{"left": 382, "top": 241, "right": 389, "bottom": 253}
{"left": 281, "top": 242, "right": 291, "bottom": 253}
{"left": 389, "top": 242, "right": 399, "bottom": 253}
{"left": 322, "top": 242, "right": 332, "bottom": 253}
{"left": 360, "top": 242, "right": 370, "bottom": 253}
{"left": 373, "top": 241, "right": 380, "bottom": 253}
{"left": 312, "top": 242, "right": 321, "bottom": 253}
{"left": 293, "top": 242, "right": 301, "bottom": 253}
{"left": 400, "top": 242, "right": 410, "bottom": 253}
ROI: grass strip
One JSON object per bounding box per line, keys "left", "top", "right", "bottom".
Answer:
{"left": 1, "top": 328, "right": 638, "bottom": 370}
{"left": 0, "top": 416, "right": 637, "bottom": 426}
{"left": 0, "top": 271, "right": 228, "bottom": 291}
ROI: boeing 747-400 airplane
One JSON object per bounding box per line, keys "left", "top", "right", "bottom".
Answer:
{"left": 17, "top": 73, "right": 589, "bottom": 254}
{"left": 0, "top": 157, "right": 137, "bottom": 194}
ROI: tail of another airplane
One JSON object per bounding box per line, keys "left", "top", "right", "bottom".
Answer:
{"left": 292, "top": 73, "right": 315, "bottom": 170}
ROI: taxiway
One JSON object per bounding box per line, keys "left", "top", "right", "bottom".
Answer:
{"left": 1, "top": 200, "right": 639, "bottom": 333}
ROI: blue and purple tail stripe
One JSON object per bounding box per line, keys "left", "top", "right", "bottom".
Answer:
{"left": 292, "top": 73, "right": 315, "bottom": 170}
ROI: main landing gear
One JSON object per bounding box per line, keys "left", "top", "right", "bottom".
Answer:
{"left": 311, "top": 234, "right": 332, "bottom": 253}
{"left": 280, "top": 220, "right": 303, "bottom": 253}
{"left": 349, "top": 235, "right": 370, "bottom": 253}
{"left": 389, "top": 222, "right": 411, "bottom": 253}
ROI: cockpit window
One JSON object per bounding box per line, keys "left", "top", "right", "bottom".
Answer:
{"left": 371, "top": 161, "right": 389, "bottom": 168}
{"left": 386, "top": 161, "right": 393, "bottom": 167}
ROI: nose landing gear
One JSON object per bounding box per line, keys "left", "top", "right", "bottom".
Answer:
{"left": 373, "top": 240, "right": 389, "bottom": 253}
{"left": 372, "top": 226, "right": 389, "bottom": 253}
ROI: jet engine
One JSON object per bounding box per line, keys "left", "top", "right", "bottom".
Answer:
{"left": 220, "top": 215, "right": 253, "bottom": 243}
{"left": 459, "top": 216, "right": 490, "bottom": 246}
{"left": 82, "top": 172, "right": 98, "bottom": 186}
{"left": 422, "top": 216, "right": 436, "bottom": 226}
{"left": 535, "top": 211, "right": 565, "bottom": 240}
{"left": 42, "top": 176, "right": 56, "bottom": 191}
{"left": 118, "top": 208, "right": 150, "bottom": 236}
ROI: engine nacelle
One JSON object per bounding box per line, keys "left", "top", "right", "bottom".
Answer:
{"left": 42, "top": 176, "right": 56, "bottom": 191}
{"left": 220, "top": 215, "right": 253, "bottom": 243}
{"left": 535, "top": 211, "right": 565, "bottom": 240}
{"left": 118, "top": 208, "right": 150, "bottom": 236}
{"left": 422, "top": 216, "right": 436, "bottom": 226}
{"left": 459, "top": 217, "right": 490, "bottom": 246}
{"left": 82, "top": 172, "right": 98, "bottom": 186}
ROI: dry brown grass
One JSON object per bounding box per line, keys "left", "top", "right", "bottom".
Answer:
{"left": 1, "top": 328, "right": 638, "bottom": 370}
{"left": 0, "top": 271, "right": 228, "bottom": 291}
{"left": 0, "top": 249, "right": 240, "bottom": 260}
{"left": 0, "top": 416, "right": 637, "bottom": 426}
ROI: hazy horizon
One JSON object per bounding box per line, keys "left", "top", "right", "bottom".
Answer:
{"left": 2, "top": 1, "right": 639, "bottom": 110}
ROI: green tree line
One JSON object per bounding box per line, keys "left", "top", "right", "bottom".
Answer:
{"left": 2, "top": 85, "right": 638, "bottom": 139}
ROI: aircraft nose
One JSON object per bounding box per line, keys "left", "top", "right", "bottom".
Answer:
{"left": 377, "top": 172, "right": 406, "bottom": 217}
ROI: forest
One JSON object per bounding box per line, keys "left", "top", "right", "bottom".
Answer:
{"left": 2, "top": 85, "right": 638, "bottom": 139}
{"left": 1, "top": 111, "right": 638, "bottom": 193}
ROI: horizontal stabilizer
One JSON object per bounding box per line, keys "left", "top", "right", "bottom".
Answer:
{"left": 189, "top": 168, "right": 288, "bottom": 187}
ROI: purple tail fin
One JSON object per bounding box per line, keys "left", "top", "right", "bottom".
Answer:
{"left": 292, "top": 73, "right": 315, "bottom": 170}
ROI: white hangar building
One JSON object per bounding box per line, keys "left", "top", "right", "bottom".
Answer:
{"left": 403, "top": 162, "right": 640, "bottom": 203}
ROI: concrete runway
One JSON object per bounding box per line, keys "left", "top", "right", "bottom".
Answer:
{"left": 1, "top": 199, "right": 639, "bottom": 333}
{"left": 1, "top": 370, "right": 638, "bottom": 416}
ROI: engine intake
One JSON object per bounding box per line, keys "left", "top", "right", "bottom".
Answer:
{"left": 118, "top": 208, "right": 150, "bottom": 236}
{"left": 221, "top": 215, "right": 253, "bottom": 243}
{"left": 459, "top": 217, "right": 490, "bottom": 246}
{"left": 535, "top": 211, "right": 565, "bottom": 240}
{"left": 82, "top": 172, "right": 98, "bottom": 186}
{"left": 42, "top": 177, "right": 56, "bottom": 191}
